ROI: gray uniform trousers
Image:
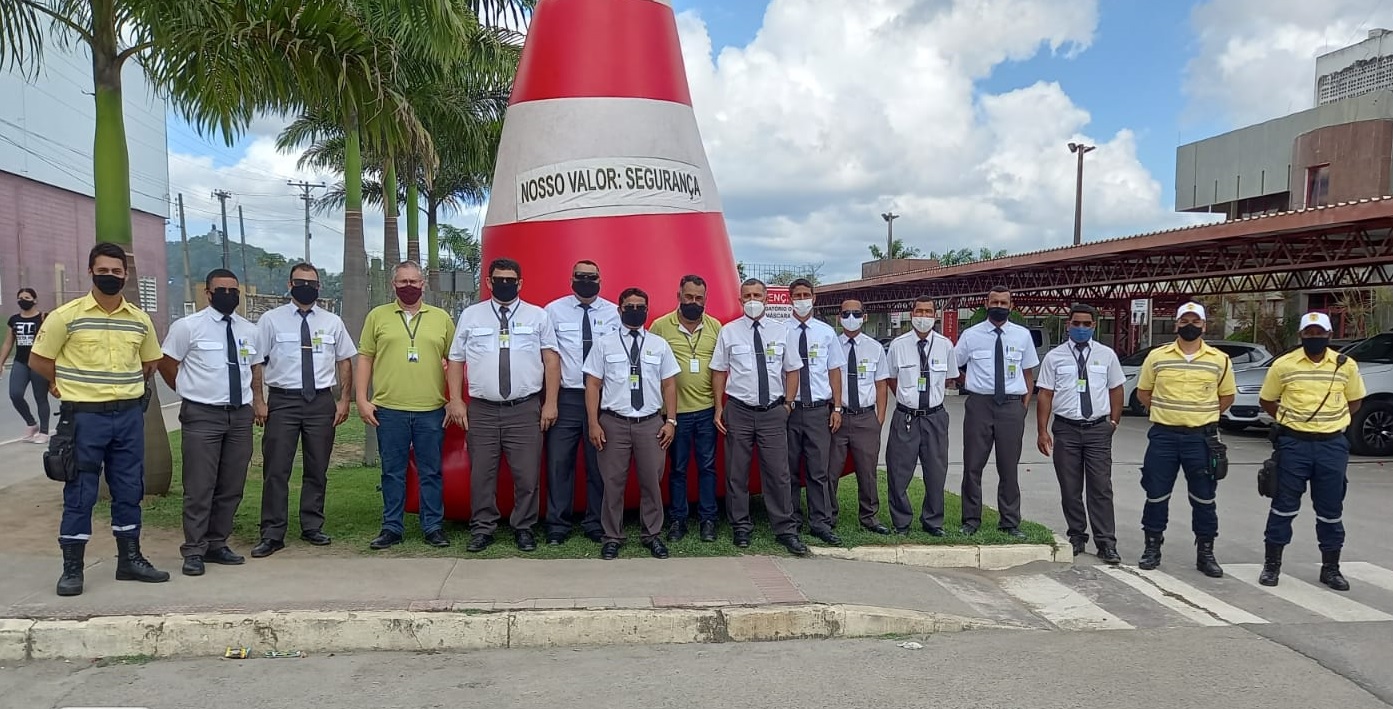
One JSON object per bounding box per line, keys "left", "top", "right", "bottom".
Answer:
{"left": 961, "top": 393, "right": 1027, "bottom": 530}
{"left": 787, "top": 403, "right": 835, "bottom": 533}
{"left": 1050, "top": 418, "right": 1117, "bottom": 546}
{"left": 596, "top": 412, "right": 666, "bottom": 544}
{"left": 723, "top": 399, "right": 797, "bottom": 536}
{"left": 829, "top": 408, "right": 883, "bottom": 528}
{"left": 468, "top": 397, "right": 543, "bottom": 535}
{"left": 885, "top": 406, "right": 950, "bottom": 530}
{"left": 179, "top": 401, "right": 253, "bottom": 557}
{"left": 260, "top": 388, "right": 336, "bottom": 541}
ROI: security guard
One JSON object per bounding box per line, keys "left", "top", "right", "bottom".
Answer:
{"left": 1135, "top": 301, "right": 1236, "bottom": 577}
{"left": 29, "top": 242, "right": 170, "bottom": 596}
{"left": 1256, "top": 312, "right": 1364, "bottom": 591}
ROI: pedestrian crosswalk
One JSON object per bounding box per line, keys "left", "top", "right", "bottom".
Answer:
{"left": 934, "top": 560, "right": 1393, "bottom": 631}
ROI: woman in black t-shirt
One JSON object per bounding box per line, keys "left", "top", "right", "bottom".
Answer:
{"left": 1, "top": 288, "right": 50, "bottom": 443}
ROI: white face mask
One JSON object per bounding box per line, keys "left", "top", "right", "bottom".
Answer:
{"left": 743, "top": 300, "right": 766, "bottom": 319}
{"left": 912, "top": 317, "right": 936, "bottom": 334}
{"left": 840, "top": 315, "right": 863, "bottom": 332}
{"left": 792, "top": 299, "right": 814, "bottom": 318}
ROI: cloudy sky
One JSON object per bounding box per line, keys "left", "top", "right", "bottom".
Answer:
{"left": 160, "top": 0, "right": 1393, "bottom": 282}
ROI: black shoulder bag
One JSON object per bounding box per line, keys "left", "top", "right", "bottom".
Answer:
{"left": 42, "top": 403, "right": 78, "bottom": 483}
{"left": 1204, "top": 357, "right": 1231, "bottom": 480}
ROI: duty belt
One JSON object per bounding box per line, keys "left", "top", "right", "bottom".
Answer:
{"left": 65, "top": 397, "right": 142, "bottom": 414}
{"left": 1153, "top": 422, "right": 1215, "bottom": 436}
{"left": 1278, "top": 428, "right": 1345, "bottom": 442}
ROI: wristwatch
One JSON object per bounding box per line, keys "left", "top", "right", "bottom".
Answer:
{"left": 833, "top": 407, "right": 843, "bottom": 413}
{"left": 665, "top": 418, "right": 678, "bottom": 427}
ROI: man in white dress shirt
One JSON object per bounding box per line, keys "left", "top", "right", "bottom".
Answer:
{"left": 583, "top": 287, "right": 680, "bottom": 560}
{"left": 955, "top": 285, "right": 1038, "bottom": 538}
{"left": 784, "top": 278, "right": 843, "bottom": 544}
{"left": 158, "top": 269, "right": 265, "bottom": 577}
{"left": 884, "top": 296, "right": 957, "bottom": 535}
{"left": 250, "top": 262, "right": 357, "bottom": 558}
{"left": 711, "top": 278, "right": 809, "bottom": 556}
{"left": 830, "top": 299, "right": 892, "bottom": 533}
{"left": 1035, "top": 304, "right": 1125, "bottom": 564}
{"left": 447, "top": 257, "right": 561, "bottom": 553}
{"left": 542, "top": 260, "right": 619, "bottom": 545}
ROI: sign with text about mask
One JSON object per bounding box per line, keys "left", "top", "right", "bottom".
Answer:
{"left": 764, "top": 286, "right": 793, "bottom": 323}
{"left": 516, "top": 157, "right": 708, "bottom": 221}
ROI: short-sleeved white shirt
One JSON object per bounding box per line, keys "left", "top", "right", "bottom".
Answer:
{"left": 447, "top": 298, "right": 558, "bottom": 402}
{"left": 162, "top": 307, "right": 262, "bottom": 406}
{"left": 709, "top": 316, "right": 803, "bottom": 407}
{"left": 582, "top": 327, "right": 681, "bottom": 418}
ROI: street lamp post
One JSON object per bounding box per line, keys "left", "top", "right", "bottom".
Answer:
{"left": 1068, "top": 142, "right": 1095, "bottom": 246}
{"left": 880, "top": 211, "right": 899, "bottom": 259}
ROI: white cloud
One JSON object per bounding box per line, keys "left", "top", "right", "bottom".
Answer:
{"left": 675, "top": 0, "right": 1202, "bottom": 281}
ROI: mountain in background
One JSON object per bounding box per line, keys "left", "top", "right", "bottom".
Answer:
{"left": 165, "top": 234, "right": 343, "bottom": 309}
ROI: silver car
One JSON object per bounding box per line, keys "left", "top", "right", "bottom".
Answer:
{"left": 1120, "top": 341, "right": 1274, "bottom": 416}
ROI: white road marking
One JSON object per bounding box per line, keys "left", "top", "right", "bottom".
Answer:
{"left": 1126, "top": 567, "right": 1269, "bottom": 625}
{"left": 997, "top": 575, "right": 1134, "bottom": 631}
{"left": 1336, "top": 562, "right": 1393, "bottom": 595}
{"left": 1098, "top": 567, "right": 1230, "bottom": 627}
{"left": 1228, "top": 563, "right": 1393, "bottom": 622}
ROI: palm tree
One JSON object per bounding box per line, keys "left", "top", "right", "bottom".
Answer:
{"left": 868, "top": 239, "right": 923, "bottom": 260}
{"left": 257, "top": 252, "right": 288, "bottom": 285}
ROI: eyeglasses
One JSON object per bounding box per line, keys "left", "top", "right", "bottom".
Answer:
{"left": 840, "top": 310, "right": 864, "bottom": 318}
{"left": 291, "top": 279, "right": 320, "bottom": 288}
{"left": 492, "top": 277, "right": 519, "bottom": 285}
{"left": 210, "top": 287, "right": 240, "bottom": 295}
{"left": 572, "top": 273, "right": 599, "bottom": 282}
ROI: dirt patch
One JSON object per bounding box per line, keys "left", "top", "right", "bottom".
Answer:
{"left": 2, "top": 476, "right": 186, "bottom": 560}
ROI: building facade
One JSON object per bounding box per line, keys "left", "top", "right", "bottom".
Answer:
{"left": 1316, "top": 29, "right": 1393, "bottom": 106}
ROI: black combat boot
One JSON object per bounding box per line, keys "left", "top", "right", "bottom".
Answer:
{"left": 114, "top": 537, "right": 170, "bottom": 583}
{"left": 1320, "top": 549, "right": 1350, "bottom": 591}
{"left": 56, "top": 543, "right": 85, "bottom": 596}
{"left": 1258, "top": 542, "right": 1283, "bottom": 587}
{"left": 1138, "top": 532, "right": 1163, "bottom": 570}
{"left": 1195, "top": 538, "right": 1223, "bottom": 578}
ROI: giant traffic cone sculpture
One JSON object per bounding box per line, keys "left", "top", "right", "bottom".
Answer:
{"left": 417, "top": 0, "right": 745, "bottom": 521}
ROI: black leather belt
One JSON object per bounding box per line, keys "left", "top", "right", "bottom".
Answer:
{"left": 896, "top": 403, "right": 944, "bottom": 417}
{"left": 1056, "top": 416, "right": 1110, "bottom": 429}
{"left": 270, "top": 386, "right": 330, "bottom": 397}
{"left": 66, "top": 397, "right": 142, "bottom": 414}
{"left": 187, "top": 400, "right": 250, "bottom": 412}
{"left": 792, "top": 399, "right": 831, "bottom": 409}
{"left": 1153, "top": 423, "right": 1214, "bottom": 435}
{"left": 1279, "top": 428, "right": 1344, "bottom": 442}
{"left": 731, "top": 397, "right": 787, "bottom": 412}
{"left": 842, "top": 407, "right": 873, "bottom": 416}
{"left": 967, "top": 391, "right": 1023, "bottom": 401}
{"left": 476, "top": 392, "right": 539, "bottom": 407}
{"left": 603, "top": 410, "right": 660, "bottom": 423}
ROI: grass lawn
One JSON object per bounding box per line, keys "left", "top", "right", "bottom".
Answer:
{"left": 124, "top": 415, "right": 1055, "bottom": 560}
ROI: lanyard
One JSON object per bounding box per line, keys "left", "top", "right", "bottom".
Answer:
{"left": 490, "top": 302, "right": 515, "bottom": 333}
{"left": 627, "top": 331, "right": 646, "bottom": 368}
{"left": 680, "top": 324, "right": 703, "bottom": 360}
{"left": 918, "top": 336, "right": 935, "bottom": 373}
{"left": 1074, "top": 344, "right": 1090, "bottom": 376}
{"left": 398, "top": 310, "right": 424, "bottom": 345}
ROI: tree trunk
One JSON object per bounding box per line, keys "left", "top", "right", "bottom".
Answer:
{"left": 405, "top": 160, "right": 421, "bottom": 263}
{"left": 382, "top": 160, "right": 400, "bottom": 271}
{"left": 426, "top": 198, "right": 440, "bottom": 272}
{"left": 340, "top": 111, "right": 368, "bottom": 338}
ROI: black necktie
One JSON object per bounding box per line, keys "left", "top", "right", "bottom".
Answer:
{"left": 752, "top": 321, "right": 770, "bottom": 406}
{"left": 847, "top": 337, "right": 860, "bottom": 411}
{"left": 1077, "top": 343, "right": 1093, "bottom": 419}
{"left": 629, "top": 330, "right": 644, "bottom": 411}
{"left": 993, "top": 327, "right": 1006, "bottom": 405}
{"left": 224, "top": 315, "right": 242, "bottom": 408}
{"left": 498, "top": 306, "right": 512, "bottom": 400}
{"left": 917, "top": 338, "right": 931, "bottom": 410}
{"left": 580, "top": 302, "right": 593, "bottom": 362}
{"left": 798, "top": 323, "right": 812, "bottom": 404}
{"left": 298, "top": 310, "right": 314, "bottom": 401}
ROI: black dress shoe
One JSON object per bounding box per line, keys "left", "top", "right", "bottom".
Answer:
{"left": 644, "top": 538, "right": 670, "bottom": 559}
{"left": 863, "top": 523, "right": 892, "bottom": 535}
{"left": 182, "top": 556, "right": 205, "bottom": 576}
{"left": 922, "top": 525, "right": 946, "bottom": 538}
{"left": 1071, "top": 538, "right": 1087, "bottom": 556}
{"left": 1097, "top": 545, "right": 1122, "bottom": 565}
{"left": 515, "top": 530, "right": 538, "bottom": 552}
{"left": 204, "top": 546, "right": 245, "bottom": 565}
{"left": 733, "top": 531, "right": 752, "bottom": 548}
{"left": 667, "top": 521, "right": 688, "bottom": 542}
{"left": 546, "top": 534, "right": 567, "bottom": 546}
{"left": 369, "top": 530, "right": 404, "bottom": 550}
{"left": 584, "top": 529, "right": 604, "bottom": 543}
{"left": 959, "top": 524, "right": 979, "bottom": 536}
{"left": 699, "top": 520, "right": 717, "bottom": 542}
{"left": 811, "top": 529, "right": 842, "bottom": 545}
{"left": 250, "top": 539, "right": 284, "bottom": 558}
{"left": 300, "top": 530, "right": 332, "bottom": 546}
{"left": 893, "top": 526, "right": 910, "bottom": 536}
{"left": 776, "top": 534, "right": 810, "bottom": 557}
{"left": 466, "top": 534, "right": 494, "bottom": 553}
{"left": 601, "top": 542, "right": 621, "bottom": 560}
{"left": 1002, "top": 528, "right": 1028, "bottom": 540}
{"left": 423, "top": 530, "right": 451, "bottom": 548}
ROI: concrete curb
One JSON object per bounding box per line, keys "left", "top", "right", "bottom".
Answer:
{"left": 804, "top": 534, "right": 1074, "bottom": 569}
{"left": 0, "top": 604, "right": 1017, "bottom": 662}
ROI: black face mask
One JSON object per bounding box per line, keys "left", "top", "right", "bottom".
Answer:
{"left": 1302, "top": 338, "right": 1330, "bottom": 357}
{"left": 1177, "top": 324, "right": 1203, "bottom": 342}
{"left": 16, "top": 299, "right": 34, "bottom": 311}
{"left": 210, "top": 291, "right": 240, "bottom": 315}
{"left": 572, "top": 279, "right": 600, "bottom": 299}
{"left": 93, "top": 274, "right": 124, "bottom": 296}
{"left": 290, "top": 284, "right": 319, "bottom": 306}
{"left": 492, "top": 280, "right": 519, "bottom": 303}
{"left": 987, "top": 306, "right": 1010, "bottom": 323}
{"left": 679, "top": 302, "right": 704, "bottom": 321}
{"left": 621, "top": 308, "right": 648, "bottom": 328}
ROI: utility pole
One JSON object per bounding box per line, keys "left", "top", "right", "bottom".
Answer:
{"left": 213, "top": 189, "right": 233, "bottom": 269}
{"left": 177, "top": 193, "right": 192, "bottom": 310}
{"left": 288, "top": 180, "right": 326, "bottom": 264}
{"left": 238, "top": 205, "right": 249, "bottom": 284}
{"left": 1068, "top": 142, "right": 1095, "bottom": 246}
{"left": 880, "top": 212, "right": 899, "bottom": 259}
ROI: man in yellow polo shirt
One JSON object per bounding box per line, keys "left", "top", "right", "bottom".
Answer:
{"left": 1256, "top": 312, "right": 1364, "bottom": 591}
{"left": 1135, "top": 301, "right": 1236, "bottom": 577}
{"left": 649, "top": 274, "right": 722, "bottom": 543}
{"left": 28, "top": 243, "right": 170, "bottom": 596}
{"left": 354, "top": 261, "right": 456, "bottom": 550}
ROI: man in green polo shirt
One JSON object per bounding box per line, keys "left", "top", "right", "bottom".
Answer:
{"left": 355, "top": 261, "right": 456, "bottom": 550}
{"left": 650, "top": 274, "right": 723, "bottom": 543}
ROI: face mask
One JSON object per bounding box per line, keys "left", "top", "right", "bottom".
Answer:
{"left": 792, "top": 299, "right": 814, "bottom": 318}
{"left": 840, "top": 315, "right": 863, "bottom": 332}
{"left": 93, "top": 274, "right": 124, "bottom": 296}
{"left": 987, "top": 307, "right": 1010, "bottom": 323}
{"left": 17, "top": 299, "right": 34, "bottom": 311}
{"left": 743, "top": 300, "right": 765, "bottom": 319}
{"left": 210, "top": 290, "right": 240, "bottom": 315}
{"left": 290, "top": 284, "right": 319, "bottom": 306}
{"left": 912, "top": 317, "right": 936, "bottom": 334}
{"left": 1302, "top": 338, "right": 1330, "bottom": 357}
{"left": 572, "top": 279, "right": 600, "bottom": 299}
{"left": 679, "top": 302, "right": 704, "bottom": 321}
{"left": 395, "top": 285, "right": 423, "bottom": 305}
{"left": 1068, "top": 326, "right": 1093, "bottom": 344}
{"left": 621, "top": 308, "right": 648, "bottom": 328}
{"left": 1177, "top": 323, "right": 1203, "bottom": 342}
{"left": 491, "top": 280, "right": 519, "bottom": 303}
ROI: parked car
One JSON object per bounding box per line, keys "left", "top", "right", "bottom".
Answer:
{"left": 1120, "top": 341, "right": 1273, "bottom": 416}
